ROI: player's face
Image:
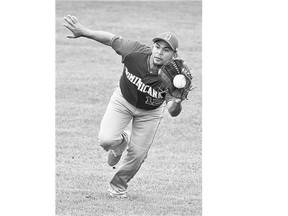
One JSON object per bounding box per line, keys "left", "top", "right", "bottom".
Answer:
{"left": 151, "top": 40, "right": 176, "bottom": 66}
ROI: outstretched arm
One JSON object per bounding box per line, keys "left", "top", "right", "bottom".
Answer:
{"left": 63, "top": 15, "right": 115, "bottom": 46}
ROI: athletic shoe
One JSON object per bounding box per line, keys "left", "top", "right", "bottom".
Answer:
{"left": 108, "top": 131, "right": 130, "bottom": 166}
{"left": 108, "top": 186, "right": 127, "bottom": 198}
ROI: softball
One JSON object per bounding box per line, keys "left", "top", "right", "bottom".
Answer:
{"left": 173, "top": 74, "right": 187, "bottom": 89}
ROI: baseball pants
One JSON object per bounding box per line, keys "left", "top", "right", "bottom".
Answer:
{"left": 98, "top": 87, "right": 165, "bottom": 193}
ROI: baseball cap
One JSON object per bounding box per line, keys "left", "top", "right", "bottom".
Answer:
{"left": 152, "top": 32, "right": 179, "bottom": 52}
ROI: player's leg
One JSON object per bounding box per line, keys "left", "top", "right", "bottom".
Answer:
{"left": 98, "top": 87, "right": 134, "bottom": 152}
{"left": 109, "top": 104, "right": 165, "bottom": 194}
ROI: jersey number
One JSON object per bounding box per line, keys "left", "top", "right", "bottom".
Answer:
{"left": 145, "top": 96, "right": 163, "bottom": 106}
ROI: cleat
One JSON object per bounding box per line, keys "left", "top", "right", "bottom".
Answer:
{"left": 108, "top": 150, "right": 122, "bottom": 167}
{"left": 109, "top": 192, "right": 127, "bottom": 198}
{"left": 108, "top": 186, "right": 127, "bottom": 198}
{"left": 108, "top": 131, "right": 130, "bottom": 166}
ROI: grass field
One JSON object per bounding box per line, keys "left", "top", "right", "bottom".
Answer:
{"left": 56, "top": 1, "right": 202, "bottom": 215}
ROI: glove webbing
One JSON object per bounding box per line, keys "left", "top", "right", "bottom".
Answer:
{"left": 171, "top": 60, "right": 181, "bottom": 74}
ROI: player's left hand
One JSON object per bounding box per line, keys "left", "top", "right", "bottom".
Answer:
{"left": 158, "top": 59, "right": 194, "bottom": 101}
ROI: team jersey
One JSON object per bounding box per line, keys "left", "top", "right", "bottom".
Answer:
{"left": 110, "top": 36, "right": 171, "bottom": 110}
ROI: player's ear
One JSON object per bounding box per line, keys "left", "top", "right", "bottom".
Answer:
{"left": 173, "top": 52, "right": 178, "bottom": 59}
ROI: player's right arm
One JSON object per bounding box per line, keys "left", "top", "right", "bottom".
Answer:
{"left": 63, "top": 15, "right": 150, "bottom": 61}
{"left": 63, "top": 15, "right": 115, "bottom": 46}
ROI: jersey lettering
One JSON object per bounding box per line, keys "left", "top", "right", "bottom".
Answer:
{"left": 125, "top": 68, "right": 163, "bottom": 99}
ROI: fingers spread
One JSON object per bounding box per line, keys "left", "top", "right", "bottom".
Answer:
{"left": 68, "top": 14, "right": 77, "bottom": 24}
{"left": 64, "top": 16, "right": 74, "bottom": 26}
{"left": 62, "top": 23, "right": 73, "bottom": 32}
{"left": 71, "top": 16, "right": 78, "bottom": 24}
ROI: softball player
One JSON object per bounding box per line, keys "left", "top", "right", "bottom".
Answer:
{"left": 63, "top": 15, "right": 187, "bottom": 198}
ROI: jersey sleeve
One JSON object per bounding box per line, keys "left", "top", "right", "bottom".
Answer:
{"left": 110, "top": 36, "right": 151, "bottom": 62}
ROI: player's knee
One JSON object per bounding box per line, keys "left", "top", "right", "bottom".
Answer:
{"left": 98, "top": 133, "right": 121, "bottom": 151}
{"left": 98, "top": 138, "right": 112, "bottom": 151}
